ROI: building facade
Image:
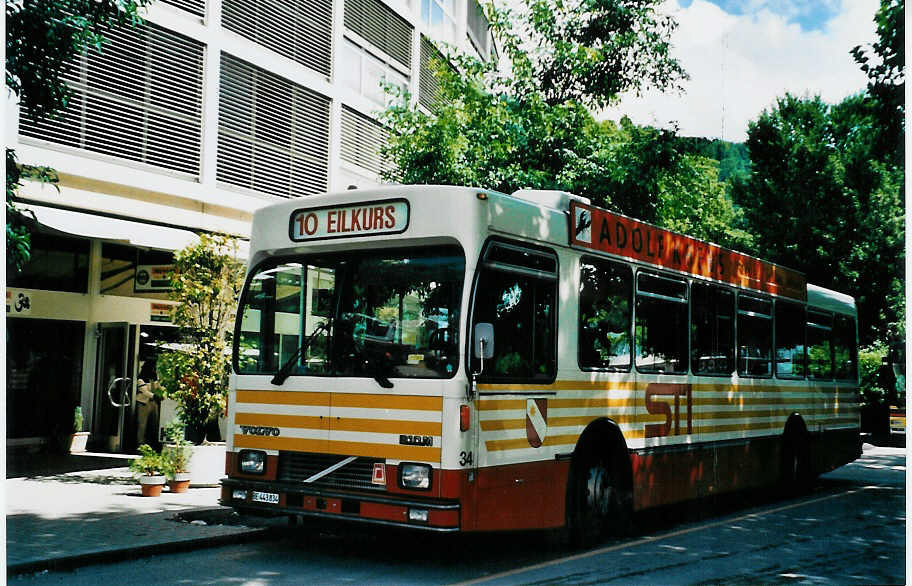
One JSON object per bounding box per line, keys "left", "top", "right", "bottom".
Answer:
{"left": 7, "top": 0, "right": 493, "bottom": 453}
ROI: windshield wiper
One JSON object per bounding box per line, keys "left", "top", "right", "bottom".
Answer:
{"left": 372, "top": 354, "right": 394, "bottom": 389}
{"left": 271, "top": 321, "right": 329, "bottom": 386}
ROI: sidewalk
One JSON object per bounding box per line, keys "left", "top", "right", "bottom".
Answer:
{"left": 6, "top": 452, "right": 281, "bottom": 576}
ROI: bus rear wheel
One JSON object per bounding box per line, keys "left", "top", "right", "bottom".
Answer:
{"left": 567, "top": 450, "right": 628, "bottom": 547}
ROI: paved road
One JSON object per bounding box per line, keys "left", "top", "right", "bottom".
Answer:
{"left": 12, "top": 444, "right": 905, "bottom": 585}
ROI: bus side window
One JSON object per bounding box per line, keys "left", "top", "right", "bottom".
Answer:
{"left": 775, "top": 300, "right": 806, "bottom": 378}
{"left": 807, "top": 310, "right": 833, "bottom": 379}
{"left": 737, "top": 295, "right": 772, "bottom": 377}
{"left": 578, "top": 257, "right": 631, "bottom": 371}
{"left": 833, "top": 314, "right": 857, "bottom": 381}
{"left": 635, "top": 272, "right": 688, "bottom": 374}
{"left": 691, "top": 282, "right": 734, "bottom": 376}
{"left": 472, "top": 242, "right": 557, "bottom": 381}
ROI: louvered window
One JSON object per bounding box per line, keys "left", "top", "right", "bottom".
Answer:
{"left": 218, "top": 53, "right": 330, "bottom": 198}
{"left": 222, "top": 0, "right": 332, "bottom": 78}
{"left": 160, "top": 0, "right": 206, "bottom": 18}
{"left": 19, "top": 22, "right": 204, "bottom": 178}
{"left": 340, "top": 38, "right": 408, "bottom": 108}
{"left": 340, "top": 106, "right": 389, "bottom": 175}
{"left": 344, "top": 0, "right": 412, "bottom": 70}
{"left": 467, "top": 0, "right": 493, "bottom": 59}
{"left": 420, "top": 0, "right": 456, "bottom": 44}
{"left": 419, "top": 35, "right": 445, "bottom": 110}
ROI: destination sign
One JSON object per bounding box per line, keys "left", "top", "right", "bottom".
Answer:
{"left": 570, "top": 201, "right": 807, "bottom": 301}
{"left": 290, "top": 199, "right": 409, "bottom": 242}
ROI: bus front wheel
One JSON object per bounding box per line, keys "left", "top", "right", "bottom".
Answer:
{"left": 567, "top": 448, "right": 629, "bottom": 547}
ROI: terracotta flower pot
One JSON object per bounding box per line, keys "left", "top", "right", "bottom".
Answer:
{"left": 69, "top": 431, "right": 90, "bottom": 453}
{"left": 168, "top": 472, "right": 191, "bottom": 493}
{"left": 139, "top": 475, "right": 166, "bottom": 497}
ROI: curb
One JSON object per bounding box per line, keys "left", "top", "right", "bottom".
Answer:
{"left": 7, "top": 525, "right": 278, "bottom": 577}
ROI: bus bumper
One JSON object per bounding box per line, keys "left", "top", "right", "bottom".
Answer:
{"left": 220, "top": 478, "right": 461, "bottom": 532}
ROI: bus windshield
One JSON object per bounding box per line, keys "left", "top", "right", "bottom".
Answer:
{"left": 235, "top": 245, "right": 465, "bottom": 381}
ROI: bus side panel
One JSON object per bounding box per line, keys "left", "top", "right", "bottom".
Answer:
{"left": 630, "top": 437, "right": 781, "bottom": 510}
{"left": 471, "top": 460, "right": 570, "bottom": 531}
{"left": 810, "top": 428, "right": 862, "bottom": 476}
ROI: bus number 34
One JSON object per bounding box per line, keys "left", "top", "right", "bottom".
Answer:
{"left": 645, "top": 383, "right": 693, "bottom": 438}
{"left": 459, "top": 451, "right": 474, "bottom": 466}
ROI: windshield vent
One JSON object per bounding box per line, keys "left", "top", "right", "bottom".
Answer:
{"left": 482, "top": 242, "right": 557, "bottom": 280}
{"left": 278, "top": 452, "right": 385, "bottom": 492}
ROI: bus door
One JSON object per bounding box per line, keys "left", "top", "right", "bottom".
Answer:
{"left": 93, "top": 322, "right": 137, "bottom": 453}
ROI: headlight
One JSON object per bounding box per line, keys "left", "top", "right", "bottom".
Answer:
{"left": 239, "top": 449, "right": 266, "bottom": 474}
{"left": 398, "top": 463, "right": 432, "bottom": 490}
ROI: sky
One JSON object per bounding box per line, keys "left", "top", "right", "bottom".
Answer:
{"left": 599, "top": 0, "right": 880, "bottom": 141}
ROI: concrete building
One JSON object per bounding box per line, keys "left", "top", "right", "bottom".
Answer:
{"left": 6, "top": 0, "right": 494, "bottom": 453}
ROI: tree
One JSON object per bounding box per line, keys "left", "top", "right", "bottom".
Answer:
{"left": 5, "top": 0, "right": 150, "bottom": 270}
{"left": 519, "top": 0, "right": 687, "bottom": 109}
{"left": 381, "top": 1, "right": 746, "bottom": 247}
{"left": 732, "top": 91, "right": 903, "bottom": 345}
{"left": 851, "top": 0, "right": 904, "bottom": 167}
{"left": 158, "top": 234, "right": 245, "bottom": 443}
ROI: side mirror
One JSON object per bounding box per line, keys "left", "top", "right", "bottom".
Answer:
{"left": 473, "top": 323, "right": 494, "bottom": 359}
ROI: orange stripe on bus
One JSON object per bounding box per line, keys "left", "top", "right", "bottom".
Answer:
{"left": 233, "top": 435, "right": 440, "bottom": 461}
{"left": 234, "top": 412, "right": 441, "bottom": 436}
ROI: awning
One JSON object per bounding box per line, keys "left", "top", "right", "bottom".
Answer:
{"left": 18, "top": 204, "right": 249, "bottom": 258}
{"left": 21, "top": 204, "right": 199, "bottom": 251}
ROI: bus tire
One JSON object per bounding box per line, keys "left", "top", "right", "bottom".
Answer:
{"left": 566, "top": 438, "right": 631, "bottom": 547}
{"left": 780, "top": 423, "right": 811, "bottom": 495}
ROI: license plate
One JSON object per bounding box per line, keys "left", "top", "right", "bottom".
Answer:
{"left": 252, "top": 491, "right": 279, "bottom": 504}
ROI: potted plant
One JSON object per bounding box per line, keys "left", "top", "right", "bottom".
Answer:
{"left": 158, "top": 234, "right": 244, "bottom": 485}
{"left": 162, "top": 421, "right": 192, "bottom": 493}
{"left": 130, "top": 444, "right": 166, "bottom": 497}
{"left": 68, "top": 406, "right": 90, "bottom": 453}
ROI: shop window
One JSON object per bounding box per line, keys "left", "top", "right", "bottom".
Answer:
{"left": 833, "top": 314, "right": 857, "bottom": 381}
{"left": 635, "top": 272, "right": 688, "bottom": 374}
{"left": 691, "top": 282, "right": 734, "bottom": 376}
{"left": 775, "top": 300, "right": 806, "bottom": 379}
{"left": 578, "top": 257, "right": 631, "bottom": 371}
{"left": 472, "top": 242, "right": 557, "bottom": 381}
{"left": 7, "top": 232, "right": 89, "bottom": 293}
{"left": 807, "top": 310, "right": 833, "bottom": 379}
{"left": 100, "top": 244, "right": 173, "bottom": 300}
{"left": 737, "top": 295, "right": 772, "bottom": 377}
{"left": 6, "top": 319, "right": 85, "bottom": 440}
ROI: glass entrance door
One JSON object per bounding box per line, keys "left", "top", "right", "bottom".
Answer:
{"left": 93, "top": 322, "right": 136, "bottom": 452}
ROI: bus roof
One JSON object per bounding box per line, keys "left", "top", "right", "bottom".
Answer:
{"left": 807, "top": 284, "right": 857, "bottom": 317}
{"left": 248, "top": 185, "right": 853, "bottom": 308}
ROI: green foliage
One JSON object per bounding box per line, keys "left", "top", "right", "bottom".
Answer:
{"left": 851, "top": 0, "right": 904, "bottom": 167}
{"left": 73, "top": 406, "right": 83, "bottom": 433}
{"left": 5, "top": 0, "right": 149, "bottom": 271}
{"left": 129, "top": 444, "right": 163, "bottom": 476}
{"left": 161, "top": 421, "right": 191, "bottom": 478}
{"left": 510, "top": 0, "right": 687, "bottom": 108}
{"left": 732, "top": 90, "right": 904, "bottom": 346}
{"left": 859, "top": 342, "right": 890, "bottom": 407}
{"left": 158, "top": 234, "right": 245, "bottom": 441}
{"left": 674, "top": 137, "right": 751, "bottom": 183}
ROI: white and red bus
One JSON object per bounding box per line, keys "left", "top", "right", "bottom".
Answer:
{"left": 221, "top": 186, "right": 860, "bottom": 536}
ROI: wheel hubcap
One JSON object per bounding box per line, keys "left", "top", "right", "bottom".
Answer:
{"left": 585, "top": 465, "right": 612, "bottom": 517}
